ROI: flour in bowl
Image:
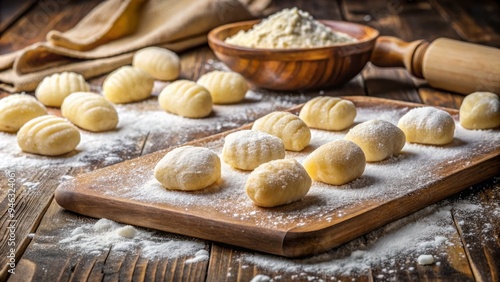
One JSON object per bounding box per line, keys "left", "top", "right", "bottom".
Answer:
{"left": 225, "top": 7, "right": 357, "bottom": 49}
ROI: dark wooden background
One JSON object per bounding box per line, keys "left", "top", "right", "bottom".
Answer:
{"left": 0, "top": 0, "right": 499, "bottom": 281}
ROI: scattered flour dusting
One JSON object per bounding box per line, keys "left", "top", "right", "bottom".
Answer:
{"left": 205, "top": 59, "right": 231, "bottom": 72}
{"left": 250, "top": 274, "right": 271, "bottom": 282}
{"left": 417, "top": 254, "right": 435, "bottom": 265}
{"left": 59, "top": 218, "right": 206, "bottom": 260}
{"left": 0, "top": 91, "right": 310, "bottom": 170}
{"left": 240, "top": 202, "right": 462, "bottom": 277}
{"left": 113, "top": 106, "right": 499, "bottom": 229}
{"left": 185, "top": 249, "right": 210, "bottom": 264}
{"left": 22, "top": 181, "right": 40, "bottom": 190}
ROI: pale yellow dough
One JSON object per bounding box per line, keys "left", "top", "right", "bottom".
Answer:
{"left": 252, "top": 111, "right": 311, "bottom": 151}
{"left": 133, "top": 47, "right": 180, "bottom": 81}
{"left": 17, "top": 115, "right": 81, "bottom": 156}
{"left": 299, "top": 97, "right": 356, "bottom": 131}
{"left": 245, "top": 159, "right": 311, "bottom": 207}
{"left": 36, "top": 72, "right": 90, "bottom": 107}
{"left": 0, "top": 94, "right": 47, "bottom": 133}
{"left": 154, "top": 146, "right": 221, "bottom": 191}
{"left": 222, "top": 130, "right": 285, "bottom": 171}
{"left": 303, "top": 140, "right": 365, "bottom": 185}
{"left": 61, "top": 92, "right": 119, "bottom": 132}
{"left": 196, "top": 71, "right": 248, "bottom": 104}
{"left": 398, "top": 107, "right": 455, "bottom": 145}
{"left": 102, "top": 66, "right": 154, "bottom": 104}
{"left": 459, "top": 92, "right": 500, "bottom": 129}
{"left": 345, "top": 120, "right": 406, "bottom": 162}
{"left": 158, "top": 80, "right": 212, "bottom": 118}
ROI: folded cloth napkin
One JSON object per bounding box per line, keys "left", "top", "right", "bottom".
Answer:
{"left": 0, "top": 0, "right": 271, "bottom": 92}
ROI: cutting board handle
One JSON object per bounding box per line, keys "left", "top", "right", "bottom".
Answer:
{"left": 370, "top": 36, "right": 500, "bottom": 95}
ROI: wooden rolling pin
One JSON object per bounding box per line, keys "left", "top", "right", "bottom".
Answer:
{"left": 370, "top": 36, "right": 500, "bottom": 95}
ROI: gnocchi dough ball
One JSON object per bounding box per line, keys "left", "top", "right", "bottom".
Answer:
{"left": 196, "top": 71, "right": 248, "bottom": 104}
{"left": 303, "top": 140, "right": 365, "bottom": 185}
{"left": 132, "top": 47, "right": 180, "bottom": 81}
{"left": 459, "top": 92, "right": 500, "bottom": 129}
{"left": 158, "top": 80, "right": 212, "bottom": 118}
{"left": 154, "top": 146, "right": 221, "bottom": 191}
{"left": 0, "top": 94, "right": 47, "bottom": 133}
{"left": 299, "top": 97, "right": 356, "bottom": 131}
{"left": 222, "top": 130, "right": 285, "bottom": 171}
{"left": 398, "top": 107, "right": 455, "bottom": 145}
{"left": 61, "top": 92, "right": 118, "bottom": 132}
{"left": 35, "top": 72, "right": 90, "bottom": 107}
{"left": 252, "top": 111, "right": 311, "bottom": 151}
{"left": 17, "top": 115, "right": 81, "bottom": 156}
{"left": 345, "top": 120, "right": 406, "bottom": 162}
{"left": 103, "top": 66, "right": 154, "bottom": 104}
{"left": 245, "top": 159, "right": 311, "bottom": 207}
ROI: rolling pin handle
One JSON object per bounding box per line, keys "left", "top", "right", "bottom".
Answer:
{"left": 370, "top": 36, "right": 427, "bottom": 78}
{"left": 370, "top": 36, "right": 500, "bottom": 94}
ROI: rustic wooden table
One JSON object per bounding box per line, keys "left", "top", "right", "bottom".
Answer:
{"left": 1, "top": 0, "right": 499, "bottom": 281}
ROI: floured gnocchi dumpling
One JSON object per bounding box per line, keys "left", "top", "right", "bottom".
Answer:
{"left": 299, "top": 97, "right": 356, "bottom": 131}
{"left": 103, "top": 66, "right": 154, "bottom": 104}
{"left": 158, "top": 80, "right": 212, "bottom": 118}
{"left": 154, "top": 146, "right": 221, "bottom": 191}
{"left": 398, "top": 107, "right": 455, "bottom": 145}
{"left": 0, "top": 94, "right": 47, "bottom": 133}
{"left": 252, "top": 111, "right": 311, "bottom": 151}
{"left": 222, "top": 130, "right": 285, "bottom": 170}
{"left": 61, "top": 92, "right": 118, "bottom": 132}
{"left": 133, "top": 47, "right": 180, "bottom": 81}
{"left": 196, "top": 71, "right": 248, "bottom": 104}
{"left": 17, "top": 115, "right": 81, "bottom": 156}
{"left": 245, "top": 159, "right": 311, "bottom": 207}
{"left": 303, "top": 140, "right": 365, "bottom": 185}
{"left": 35, "top": 72, "right": 90, "bottom": 107}
{"left": 459, "top": 91, "right": 500, "bottom": 129}
{"left": 345, "top": 120, "right": 406, "bottom": 162}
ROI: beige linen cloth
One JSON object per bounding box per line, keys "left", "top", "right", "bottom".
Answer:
{"left": 0, "top": 0, "right": 271, "bottom": 92}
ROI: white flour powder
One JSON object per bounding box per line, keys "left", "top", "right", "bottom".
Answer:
{"left": 116, "top": 107, "right": 499, "bottom": 230}
{"left": 241, "top": 198, "right": 496, "bottom": 278}
{"left": 0, "top": 90, "right": 309, "bottom": 171}
{"left": 58, "top": 218, "right": 207, "bottom": 260}
{"left": 225, "top": 7, "right": 357, "bottom": 48}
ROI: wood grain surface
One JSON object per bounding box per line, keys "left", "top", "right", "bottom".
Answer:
{"left": 208, "top": 20, "right": 378, "bottom": 90}
{"left": 1, "top": 0, "right": 499, "bottom": 281}
{"left": 54, "top": 96, "right": 500, "bottom": 257}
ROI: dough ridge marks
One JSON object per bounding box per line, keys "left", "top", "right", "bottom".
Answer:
{"left": 299, "top": 96, "right": 356, "bottom": 131}
{"left": 62, "top": 92, "right": 118, "bottom": 132}
{"left": 0, "top": 94, "right": 47, "bottom": 133}
{"left": 252, "top": 111, "right": 311, "bottom": 151}
{"left": 17, "top": 115, "right": 80, "bottom": 156}
{"left": 103, "top": 66, "right": 154, "bottom": 104}
{"left": 158, "top": 80, "right": 212, "bottom": 118}
{"left": 222, "top": 130, "right": 285, "bottom": 170}
{"left": 36, "top": 72, "right": 90, "bottom": 107}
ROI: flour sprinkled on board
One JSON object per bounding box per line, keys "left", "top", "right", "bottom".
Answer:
{"left": 115, "top": 106, "right": 499, "bottom": 230}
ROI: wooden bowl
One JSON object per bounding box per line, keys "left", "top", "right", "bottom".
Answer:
{"left": 208, "top": 20, "right": 379, "bottom": 91}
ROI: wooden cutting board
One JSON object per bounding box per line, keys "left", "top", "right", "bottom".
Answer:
{"left": 55, "top": 96, "right": 500, "bottom": 258}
